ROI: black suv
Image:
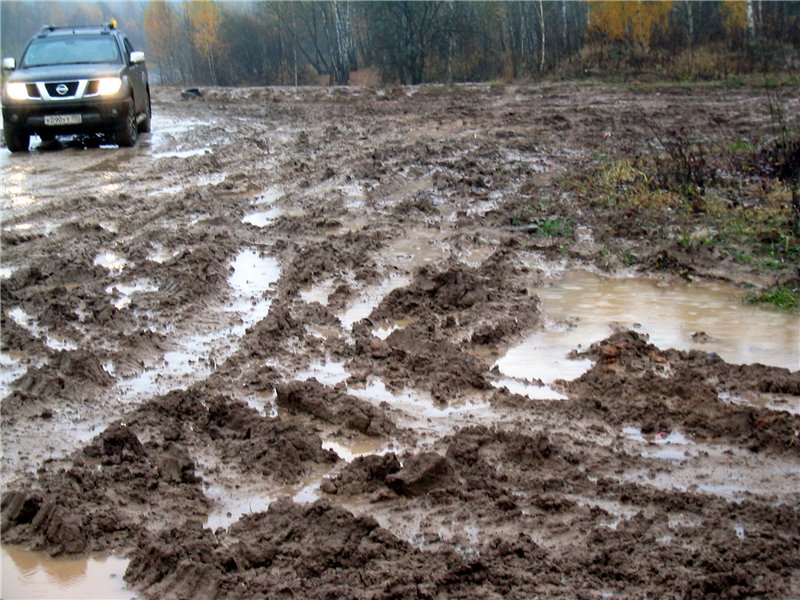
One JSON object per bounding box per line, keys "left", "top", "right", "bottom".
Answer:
{"left": 2, "top": 21, "right": 151, "bottom": 152}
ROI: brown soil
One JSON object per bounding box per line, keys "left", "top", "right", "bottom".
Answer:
{"left": 1, "top": 82, "right": 798, "bottom": 598}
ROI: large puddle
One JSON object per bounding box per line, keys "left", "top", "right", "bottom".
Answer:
{"left": 496, "top": 270, "right": 799, "bottom": 387}
{"left": 1, "top": 545, "right": 132, "bottom": 599}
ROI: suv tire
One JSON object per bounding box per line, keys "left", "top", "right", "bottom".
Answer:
{"left": 139, "top": 93, "right": 152, "bottom": 134}
{"left": 114, "top": 101, "right": 138, "bottom": 147}
{"left": 4, "top": 125, "right": 30, "bottom": 153}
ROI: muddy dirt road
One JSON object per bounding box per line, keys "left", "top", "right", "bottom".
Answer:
{"left": 2, "top": 83, "right": 799, "bottom": 598}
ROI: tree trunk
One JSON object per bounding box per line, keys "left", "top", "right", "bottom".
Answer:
{"left": 538, "top": 0, "right": 546, "bottom": 72}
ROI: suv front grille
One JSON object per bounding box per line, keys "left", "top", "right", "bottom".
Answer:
{"left": 44, "top": 81, "right": 79, "bottom": 98}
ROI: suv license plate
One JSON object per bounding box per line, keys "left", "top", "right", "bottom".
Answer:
{"left": 44, "top": 114, "right": 82, "bottom": 126}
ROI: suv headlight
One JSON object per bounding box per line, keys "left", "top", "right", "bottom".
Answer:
{"left": 5, "top": 82, "right": 28, "bottom": 100}
{"left": 96, "top": 77, "right": 122, "bottom": 96}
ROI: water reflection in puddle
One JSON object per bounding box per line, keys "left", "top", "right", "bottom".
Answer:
{"left": 351, "top": 379, "right": 492, "bottom": 422}
{"left": 105, "top": 280, "right": 158, "bottom": 310}
{"left": 719, "top": 391, "right": 800, "bottom": 416}
{"left": 490, "top": 377, "right": 566, "bottom": 400}
{"left": 204, "top": 474, "right": 324, "bottom": 530}
{"left": 7, "top": 307, "right": 77, "bottom": 351}
{"left": 198, "top": 173, "right": 226, "bottom": 186}
{"left": 242, "top": 206, "right": 282, "bottom": 228}
{"left": 495, "top": 271, "right": 799, "bottom": 389}
{"left": 321, "top": 438, "right": 394, "bottom": 462}
{"left": 339, "top": 275, "right": 410, "bottom": 329}
{"left": 93, "top": 251, "right": 127, "bottom": 273}
{"left": 0, "top": 352, "right": 29, "bottom": 390}
{"left": 1, "top": 545, "right": 132, "bottom": 600}
{"left": 297, "top": 360, "right": 349, "bottom": 386}
{"left": 623, "top": 427, "right": 695, "bottom": 461}
{"left": 386, "top": 229, "right": 493, "bottom": 269}
{"left": 300, "top": 278, "right": 338, "bottom": 306}
{"left": 147, "top": 183, "right": 183, "bottom": 197}
{"left": 246, "top": 389, "right": 278, "bottom": 417}
{"left": 255, "top": 186, "right": 283, "bottom": 205}
{"left": 118, "top": 249, "right": 280, "bottom": 399}
{"left": 146, "top": 244, "right": 179, "bottom": 264}
{"left": 153, "top": 147, "right": 210, "bottom": 159}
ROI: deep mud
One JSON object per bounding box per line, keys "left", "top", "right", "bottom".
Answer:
{"left": 2, "top": 82, "right": 799, "bottom": 598}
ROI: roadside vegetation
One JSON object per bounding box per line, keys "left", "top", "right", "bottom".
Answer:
{"left": 566, "top": 85, "right": 799, "bottom": 309}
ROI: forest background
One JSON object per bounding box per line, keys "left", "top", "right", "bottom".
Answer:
{"left": 1, "top": 1, "right": 799, "bottom": 87}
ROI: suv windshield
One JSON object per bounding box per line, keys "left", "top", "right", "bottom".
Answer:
{"left": 22, "top": 35, "right": 121, "bottom": 67}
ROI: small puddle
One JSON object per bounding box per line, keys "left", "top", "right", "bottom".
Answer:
{"left": 351, "top": 378, "right": 493, "bottom": 423}
{"left": 372, "top": 318, "right": 415, "bottom": 340}
{"left": 105, "top": 280, "right": 158, "bottom": 310}
{"left": 1, "top": 545, "right": 132, "bottom": 600}
{"left": 246, "top": 389, "right": 278, "bottom": 417}
{"left": 495, "top": 270, "right": 800, "bottom": 389}
{"left": 204, "top": 474, "right": 324, "bottom": 530}
{"left": 153, "top": 147, "right": 211, "bottom": 159}
{"left": 7, "top": 307, "right": 77, "bottom": 351}
{"left": 297, "top": 360, "right": 349, "bottom": 386}
{"left": 321, "top": 438, "right": 395, "bottom": 462}
{"left": 623, "top": 427, "right": 695, "bottom": 461}
{"left": 300, "top": 278, "right": 338, "bottom": 306}
{"left": 93, "top": 251, "right": 128, "bottom": 273}
{"left": 146, "top": 244, "right": 179, "bottom": 264}
{"left": 719, "top": 391, "right": 800, "bottom": 416}
{"left": 147, "top": 183, "right": 183, "bottom": 197}
{"left": 294, "top": 361, "right": 492, "bottom": 431}
{"left": 254, "top": 186, "right": 283, "bottom": 205}
{"left": 339, "top": 275, "right": 411, "bottom": 329}
{"left": 386, "top": 229, "right": 493, "bottom": 269}
{"left": 242, "top": 206, "right": 283, "bottom": 228}
{"left": 198, "top": 173, "right": 226, "bottom": 186}
{"left": 0, "top": 351, "right": 29, "bottom": 390}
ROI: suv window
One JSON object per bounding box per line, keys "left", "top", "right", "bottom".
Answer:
{"left": 22, "top": 36, "right": 121, "bottom": 68}
{"left": 123, "top": 38, "right": 134, "bottom": 62}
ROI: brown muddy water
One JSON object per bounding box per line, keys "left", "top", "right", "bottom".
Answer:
{"left": 1, "top": 545, "right": 130, "bottom": 599}
{"left": 495, "top": 269, "right": 799, "bottom": 388}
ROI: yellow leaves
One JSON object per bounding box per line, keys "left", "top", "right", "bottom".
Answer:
{"left": 187, "top": 0, "right": 222, "bottom": 57}
{"left": 720, "top": 0, "right": 748, "bottom": 38}
{"left": 589, "top": 1, "right": 673, "bottom": 49}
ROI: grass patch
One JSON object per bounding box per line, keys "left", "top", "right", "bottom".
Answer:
{"left": 536, "top": 217, "right": 574, "bottom": 238}
{"left": 745, "top": 285, "right": 800, "bottom": 310}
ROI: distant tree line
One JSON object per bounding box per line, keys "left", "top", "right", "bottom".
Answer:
{"left": 2, "top": 1, "right": 799, "bottom": 87}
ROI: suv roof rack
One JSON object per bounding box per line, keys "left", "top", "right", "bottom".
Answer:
{"left": 37, "top": 22, "right": 116, "bottom": 37}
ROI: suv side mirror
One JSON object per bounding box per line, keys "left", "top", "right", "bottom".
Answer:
{"left": 2, "top": 57, "right": 16, "bottom": 70}
{"left": 130, "top": 51, "right": 145, "bottom": 64}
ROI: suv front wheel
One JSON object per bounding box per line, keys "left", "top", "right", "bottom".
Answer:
{"left": 138, "top": 92, "right": 152, "bottom": 134}
{"left": 114, "top": 101, "right": 138, "bottom": 147}
{"left": 4, "top": 124, "right": 30, "bottom": 153}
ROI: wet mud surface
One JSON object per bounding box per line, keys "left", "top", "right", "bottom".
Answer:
{"left": 2, "top": 83, "right": 799, "bottom": 598}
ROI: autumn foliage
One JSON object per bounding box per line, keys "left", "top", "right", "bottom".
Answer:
{"left": 131, "top": 0, "right": 800, "bottom": 86}
{"left": 588, "top": 1, "right": 673, "bottom": 50}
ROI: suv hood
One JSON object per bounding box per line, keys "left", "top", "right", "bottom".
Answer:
{"left": 9, "top": 63, "right": 125, "bottom": 83}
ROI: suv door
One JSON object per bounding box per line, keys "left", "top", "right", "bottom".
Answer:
{"left": 123, "top": 36, "right": 146, "bottom": 113}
